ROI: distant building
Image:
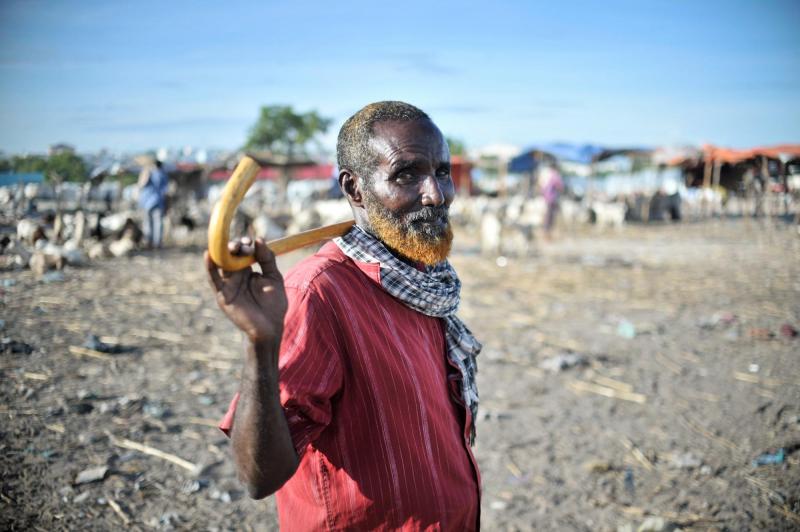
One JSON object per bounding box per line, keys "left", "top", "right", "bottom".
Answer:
{"left": 48, "top": 143, "right": 75, "bottom": 156}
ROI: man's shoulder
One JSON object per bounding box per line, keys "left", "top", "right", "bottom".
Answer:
{"left": 283, "top": 241, "right": 358, "bottom": 293}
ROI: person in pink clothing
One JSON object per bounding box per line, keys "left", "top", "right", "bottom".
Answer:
{"left": 541, "top": 163, "right": 564, "bottom": 240}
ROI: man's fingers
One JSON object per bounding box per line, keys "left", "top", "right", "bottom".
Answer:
{"left": 253, "top": 238, "right": 281, "bottom": 278}
{"left": 228, "top": 238, "right": 255, "bottom": 257}
{"left": 204, "top": 251, "right": 224, "bottom": 292}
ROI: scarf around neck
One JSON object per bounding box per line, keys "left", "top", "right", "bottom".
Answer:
{"left": 334, "top": 225, "right": 481, "bottom": 443}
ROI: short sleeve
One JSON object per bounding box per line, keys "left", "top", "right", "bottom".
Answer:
{"left": 278, "top": 284, "right": 344, "bottom": 455}
{"left": 218, "top": 283, "right": 344, "bottom": 458}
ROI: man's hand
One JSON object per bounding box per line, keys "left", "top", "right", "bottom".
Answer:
{"left": 205, "top": 237, "right": 298, "bottom": 498}
{"left": 205, "top": 237, "right": 288, "bottom": 345}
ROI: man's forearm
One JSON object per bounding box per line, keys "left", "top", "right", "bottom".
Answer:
{"left": 230, "top": 339, "right": 299, "bottom": 499}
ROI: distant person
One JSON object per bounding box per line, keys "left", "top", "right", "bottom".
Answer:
{"left": 541, "top": 162, "right": 564, "bottom": 240}
{"left": 137, "top": 159, "right": 169, "bottom": 248}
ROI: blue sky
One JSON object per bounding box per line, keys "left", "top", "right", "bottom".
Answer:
{"left": 1, "top": 0, "right": 798, "bottom": 154}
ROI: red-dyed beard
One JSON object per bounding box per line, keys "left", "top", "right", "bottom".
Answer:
{"left": 362, "top": 187, "right": 453, "bottom": 266}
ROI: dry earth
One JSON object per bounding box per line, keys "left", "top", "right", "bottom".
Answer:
{"left": 1, "top": 219, "right": 799, "bottom": 531}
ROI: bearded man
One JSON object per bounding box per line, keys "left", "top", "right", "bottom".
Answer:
{"left": 206, "top": 101, "right": 482, "bottom": 531}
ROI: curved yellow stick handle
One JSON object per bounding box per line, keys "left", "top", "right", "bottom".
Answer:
{"left": 208, "top": 156, "right": 261, "bottom": 271}
{"left": 208, "top": 156, "right": 356, "bottom": 271}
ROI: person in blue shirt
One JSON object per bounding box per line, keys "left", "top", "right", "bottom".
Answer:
{"left": 137, "top": 159, "right": 169, "bottom": 248}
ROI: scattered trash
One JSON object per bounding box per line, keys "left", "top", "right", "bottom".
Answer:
{"left": 617, "top": 320, "right": 636, "bottom": 339}
{"left": 159, "top": 511, "right": 183, "bottom": 529}
{"left": 495, "top": 256, "right": 508, "bottom": 268}
{"left": 83, "top": 334, "right": 127, "bottom": 354}
{"left": 69, "top": 402, "right": 94, "bottom": 415}
{"left": 143, "top": 401, "right": 172, "bottom": 420}
{"left": 72, "top": 491, "right": 91, "bottom": 504}
{"left": 698, "top": 312, "right": 737, "bottom": 330}
{"left": 538, "top": 353, "right": 587, "bottom": 372}
{"left": 74, "top": 465, "right": 109, "bottom": 485}
{"left": 198, "top": 395, "right": 215, "bottom": 406}
{"left": 40, "top": 449, "right": 58, "bottom": 460}
{"left": 41, "top": 270, "right": 66, "bottom": 283}
{"left": 723, "top": 327, "right": 740, "bottom": 341}
{"left": 668, "top": 452, "right": 702, "bottom": 469}
{"left": 209, "top": 489, "right": 232, "bottom": 503}
{"left": 748, "top": 328, "right": 774, "bottom": 340}
{"left": 637, "top": 516, "right": 671, "bottom": 532}
{"left": 624, "top": 467, "right": 635, "bottom": 496}
{"left": 489, "top": 500, "right": 507, "bottom": 510}
{"left": 584, "top": 459, "right": 614, "bottom": 474}
{"left": 748, "top": 363, "right": 760, "bottom": 373}
{"left": 482, "top": 410, "right": 513, "bottom": 421}
{"left": 180, "top": 478, "right": 209, "bottom": 494}
{"left": 780, "top": 323, "right": 798, "bottom": 338}
{"left": 1, "top": 279, "right": 16, "bottom": 288}
{"left": 76, "top": 389, "right": 98, "bottom": 401}
{"left": 1, "top": 338, "right": 34, "bottom": 355}
{"left": 752, "top": 448, "right": 785, "bottom": 467}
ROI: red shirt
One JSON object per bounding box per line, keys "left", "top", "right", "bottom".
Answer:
{"left": 220, "top": 242, "right": 480, "bottom": 531}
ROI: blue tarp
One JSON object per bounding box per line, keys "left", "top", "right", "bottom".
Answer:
{"left": 508, "top": 143, "right": 607, "bottom": 173}
{"left": 0, "top": 172, "right": 45, "bottom": 187}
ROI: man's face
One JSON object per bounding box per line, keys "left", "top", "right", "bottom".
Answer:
{"left": 360, "top": 119, "right": 455, "bottom": 265}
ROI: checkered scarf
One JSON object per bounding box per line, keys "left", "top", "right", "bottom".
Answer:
{"left": 335, "top": 225, "right": 481, "bottom": 443}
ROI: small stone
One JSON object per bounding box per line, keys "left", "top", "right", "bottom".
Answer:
{"left": 637, "top": 516, "right": 668, "bottom": 532}
{"left": 73, "top": 491, "right": 91, "bottom": 504}
{"left": 489, "top": 500, "right": 508, "bottom": 510}
{"left": 41, "top": 270, "right": 66, "bottom": 283}
{"left": 74, "top": 465, "right": 109, "bottom": 485}
{"left": 669, "top": 452, "right": 702, "bottom": 469}
{"left": 538, "top": 353, "right": 587, "bottom": 372}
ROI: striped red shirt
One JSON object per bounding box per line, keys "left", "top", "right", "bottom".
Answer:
{"left": 220, "top": 242, "right": 480, "bottom": 531}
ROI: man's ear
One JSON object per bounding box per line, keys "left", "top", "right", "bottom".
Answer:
{"left": 339, "top": 168, "right": 364, "bottom": 208}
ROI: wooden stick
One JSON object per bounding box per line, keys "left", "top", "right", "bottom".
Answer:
{"left": 620, "top": 437, "right": 654, "bottom": 471}
{"left": 106, "top": 431, "right": 198, "bottom": 473}
{"left": 69, "top": 345, "right": 113, "bottom": 361}
{"left": 567, "top": 379, "right": 647, "bottom": 404}
{"left": 267, "top": 220, "right": 355, "bottom": 256}
{"left": 185, "top": 417, "right": 220, "bottom": 428}
{"left": 106, "top": 496, "right": 131, "bottom": 525}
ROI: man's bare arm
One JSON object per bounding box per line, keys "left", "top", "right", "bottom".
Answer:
{"left": 230, "top": 340, "right": 298, "bottom": 498}
{"left": 205, "top": 238, "right": 298, "bottom": 498}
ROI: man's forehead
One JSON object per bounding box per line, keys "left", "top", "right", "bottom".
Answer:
{"left": 369, "top": 119, "right": 447, "bottom": 158}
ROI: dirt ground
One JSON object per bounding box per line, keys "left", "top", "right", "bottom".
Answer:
{"left": 2, "top": 219, "right": 799, "bottom": 531}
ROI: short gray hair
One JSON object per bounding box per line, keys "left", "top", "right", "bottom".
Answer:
{"left": 336, "top": 101, "right": 430, "bottom": 180}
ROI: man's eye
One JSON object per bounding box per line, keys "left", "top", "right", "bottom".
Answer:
{"left": 436, "top": 168, "right": 451, "bottom": 178}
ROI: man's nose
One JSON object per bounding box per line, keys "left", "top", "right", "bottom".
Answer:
{"left": 420, "top": 175, "right": 445, "bottom": 206}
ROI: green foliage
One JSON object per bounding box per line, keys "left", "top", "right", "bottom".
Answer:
{"left": 245, "top": 105, "right": 331, "bottom": 158}
{"left": 114, "top": 172, "right": 139, "bottom": 187}
{"left": 10, "top": 155, "right": 47, "bottom": 174}
{"left": 46, "top": 152, "right": 88, "bottom": 182}
{"left": 446, "top": 136, "right": 466, "bottom": 156}
{"left": 2, "top": 153, "right": 87, "bottom": 182}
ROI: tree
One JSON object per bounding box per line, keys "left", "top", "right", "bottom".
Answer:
{"left": 46, "top": 152, "right": 88, "bottom": 182}
{"left": 245, "top": 105, "right": 331, "bottom": 200}
{"left": 245, "top": 105, "right": 331, "bottom": 160}
{"left": 3, "top": 153, "right": 87, "bottom": 182}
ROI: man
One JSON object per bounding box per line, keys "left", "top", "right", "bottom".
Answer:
{"left": 137, "top": 159, "right": 169, "bottom": 248}
{"left": 206, "top": 101, "right": 482, "bottom": 530}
